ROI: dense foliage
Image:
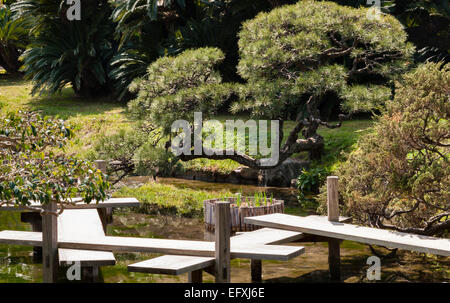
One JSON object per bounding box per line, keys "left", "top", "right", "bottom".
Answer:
{"left": 0, "top": 111, "right": 109, "bottom": 212}
{"left": 110, "top": 0, "right": 296, "bottom": 99}
{"left": 91, "top": 126, "right": 179, "bottom": 183}
{"left": 297, "top": 167, "right": 329, "bottom": 200}
{"left": 330, "top": 0, "right": 449, "bottom": 63}
{"left": 128, "top": 47, "right": 232, "bottom": 133}
{"left": 130, "top": 1, "right": 413, "bottom": 169}
{"left": 3, "top": 0, "right": 444, "bottom": 99}
{"left": 318, "top": 62, "right": 449, "bottom": 236}
{"left": 0, "top": 5, "right": 29, "bottom": 75}
{"left": 13, "top": 0, "right": 116, "bottom": 96}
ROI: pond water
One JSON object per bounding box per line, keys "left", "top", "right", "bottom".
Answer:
{"left": 0, "top": 177, "right": 448, "bottom": 283}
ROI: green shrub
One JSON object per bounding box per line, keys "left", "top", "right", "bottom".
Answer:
{"left": 93, "top": 127, "right": 180, "bottom": 180}
{"left": 297, "top": 167, "right": 329, "bottom": 200}
{"left": 318, "top": 62, "right": 449, "bottom": 237}
{"left": 0, "top": 111, "right": 109, "bottom": 208}
{"left": 128, "top": 47, "right": 231, "bottom": 134}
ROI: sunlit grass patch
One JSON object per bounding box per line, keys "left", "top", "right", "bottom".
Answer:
{"left": 113, "top": 182, "right": 234, "bottom": 217}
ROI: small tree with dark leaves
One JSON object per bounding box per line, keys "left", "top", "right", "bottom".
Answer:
{"left": 0, "top": 111, "right": 109, "bottom": 214}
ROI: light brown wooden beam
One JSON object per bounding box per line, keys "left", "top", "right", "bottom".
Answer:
{"left": 0, "top": 198, "right": 140, "bottom": 211}
{"left": 0, "top": 231, "right": 305, "bottom": 261}
{"left": 128, "top": 255, "right": 215, "bottom": 275}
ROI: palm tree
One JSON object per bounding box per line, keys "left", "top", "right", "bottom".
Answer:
{"left": 12, "top": 0, "right": 117, "bottom": 96}
{"left": 0, "top": 5, "right": 29, "bottom": 75}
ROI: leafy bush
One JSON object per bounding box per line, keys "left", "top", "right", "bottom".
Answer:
{"left": 297, "top": 167, "right": 329, "bottom": 200}
{"left": 0, "top": 111, "right": 109, "bottom": 210}
{"left": 92, "top": 127, "right": 180, "bottom": 182}
{"left": 318, "top": 62, "right": 449, "bottom": 236}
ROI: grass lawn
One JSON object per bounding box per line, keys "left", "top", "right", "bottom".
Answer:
{"left": 113, "top": 183, "right": 234, "bottom": 217}
{"left": 0, "top": 77, "right": 131, "bottom": 158}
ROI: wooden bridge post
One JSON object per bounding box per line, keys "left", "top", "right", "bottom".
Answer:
{"left": 214, "top": 201, "right": 231, "bottom": 283}
{"left": 42, "top": 201, "right": 58, "bottom": 283}
{"left": 20, "top": 212, "right": 43, "bottom": 263}
{"left": 188, "top": 270, "right": 203, "bottom": 283}
{"left": 327, "top": 176, "right": 341, "bottom": 281}
{"left": 251, "top": 259, "right": 262, "bottom": 283}
{"left": 94, "top": 160, "right": 113, "bottom": 232}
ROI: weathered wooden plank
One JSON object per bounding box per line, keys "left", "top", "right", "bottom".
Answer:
{"left": 0, "top": 231, "right": 304, "bottom": 261}
{"left": 127, "top": 227, "right": 306, "bottom": 281}
{"left": 231, "top": 228, "right": 304, "bottom": 245}
{"left": 58, "top": 249, "right": 115, "bottom": 267}
{"left": 328, "top": 239, "right": 340, "bottom": 281}
{"left": 0, "top": 230, "right": 305, "bottom": 260}
{"left": 128, "top": 255, "right": 215, "bottom": 275}
{"left": 245, "top": 214, "right": 450, "bottom": 257}
{"left": 305, "top": 215, "right": 352, "bottom": 224}
{"left": 0, "top": 228, "right": 305, "bottom": 251}
{"left": 230, "top": 244, "right": 304, "bottom": 261}
{"left": 0, "top": 230, "right": 42, "bottom": 246}
{"left": 0, "top": 198, "right": 140, "bottom": 211}
{"left": 58, "top": 209, "right": 115, "bottom": 267}
{"left": 327, "top": 176, "right": 339, "bottom": 222}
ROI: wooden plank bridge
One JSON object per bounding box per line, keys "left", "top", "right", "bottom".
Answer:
{"left": 1, "top": 170, "right": 448, "bottom": 283}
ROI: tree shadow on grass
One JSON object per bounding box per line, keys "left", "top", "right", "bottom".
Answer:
{"left": 0, "top": 74, "right": 26, "bottom": 86}
{"left": 26, "top": 87, "right": 126, "bottom": 120}
{"left": 0, "top": 75, "right": 127, "bottom": 119}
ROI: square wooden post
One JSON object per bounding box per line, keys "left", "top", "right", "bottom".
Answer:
{"left": 42, "top": 201, "right": 58, "bottom": 283}
{"left": 214, "top": 201, "right": 231, "bottom": 283}
{"left": 327, "top": 176, "right": 341, "bottom": 281}
{"left": 188, "top": 270, "right": 203, "bottom": 283}
{"left": 94, "top": 160, "right": 112, "bottom": 233}
{"left": 251, "top": 259, "right": 262, "bottom": 283}
{"left": 20, "top": 212, "right": 43, "bottom": 263}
